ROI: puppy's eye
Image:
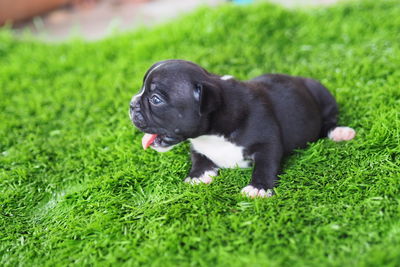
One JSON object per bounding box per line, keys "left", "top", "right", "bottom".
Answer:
{"left": 150, "top": 94, "right": 163, "bottom": 105}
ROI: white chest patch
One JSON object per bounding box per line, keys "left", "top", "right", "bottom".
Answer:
{"left": 190, "top": 135, "right": 251, "bottom": 168}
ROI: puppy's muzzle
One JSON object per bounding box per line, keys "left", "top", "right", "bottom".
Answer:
{"left": 130, "top": 100, "right": 147, "bottom": 129}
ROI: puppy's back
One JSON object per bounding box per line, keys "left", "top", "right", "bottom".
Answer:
{"left": 248, "top": 74, "right": 323, "bottom": 153}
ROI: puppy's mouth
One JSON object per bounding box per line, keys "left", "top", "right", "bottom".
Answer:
{"left": 141, "top": 133, "right": 181, "bottom": 150}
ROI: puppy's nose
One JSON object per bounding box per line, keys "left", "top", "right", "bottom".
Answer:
{"left": 130, "top": 100, "right": 141, "bottom": 111}
{"left": 129, "top": 102, "right": 136, "bottom": 120}
{"left": 129, "top": 100, "right": 147, "bottom": 128}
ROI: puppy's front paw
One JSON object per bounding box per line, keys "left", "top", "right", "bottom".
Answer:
{"left": 241, "top": 185, "right": 274, "bottom": 198}
{"left": 184, "top": 170, "right": 217, "bottom": 185}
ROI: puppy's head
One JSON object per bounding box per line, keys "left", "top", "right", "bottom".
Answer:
{"left": 129, "top": 60, "right": 221, "bottom": 152}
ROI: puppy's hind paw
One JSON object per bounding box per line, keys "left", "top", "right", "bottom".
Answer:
{"left": 328, "top": 126, "right": 356, "bottom": 142}
{"left": 241, "top": 185, "right": 274, "bottom": 198}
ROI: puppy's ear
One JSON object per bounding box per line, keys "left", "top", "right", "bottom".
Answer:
{"left": 194, "top": 82, "right": 221, "bottom": 115}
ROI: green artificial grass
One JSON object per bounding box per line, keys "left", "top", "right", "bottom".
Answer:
{"left": 1, "top": 0, "right": 400, "bottom": 266}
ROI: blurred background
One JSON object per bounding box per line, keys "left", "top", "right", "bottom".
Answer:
{"left": 0, "top": 0, "right": 339, "bottom": 42}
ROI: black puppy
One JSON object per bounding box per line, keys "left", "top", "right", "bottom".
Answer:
{"left": 129, "top": 60, "right": 355, "bottom": 198}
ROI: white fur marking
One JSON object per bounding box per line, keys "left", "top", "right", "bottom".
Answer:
{"left": 132, "top": 87, "right": 144, "bottom": 104}
{"left": 328, "top": 126, "right": 356, "bottom": 142}
{"left": 221, "top": 75, "right": 234, "bottom": 80}
{"left": 184, "top": 170, "right": 217, "bottom": 185}
{"left": 190, "top": 135, "right": 251, "bottom": 168}
{"left": 151, "top": 144, "right": 175, "bottom": 153}
{"left": 132, "top": 63, "right": 167, "bottom": 103}
{"left": 241, "top": 185, "right": 273, "bottom": 198}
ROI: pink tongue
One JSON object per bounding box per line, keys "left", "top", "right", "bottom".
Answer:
{"left": 142, "top": 134, "right": 158, "bottom": 150}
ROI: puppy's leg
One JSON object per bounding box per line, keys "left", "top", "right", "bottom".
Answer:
{"left": 304, "top": 78, "right": 356, "bottom": 141}
{"left": 241, "top": 144, "right": 283, "bottom": 198}
{"left": 320, "top": 102, "right": 356, "bottom": 142}
{"left": 184, "top": 150, "right": 218, "bottom": 185}
{"left": 304, "top": 78, "right": 339, "bottom": 137}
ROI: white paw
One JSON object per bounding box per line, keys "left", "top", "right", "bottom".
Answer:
{"left": 184, "top": 170, "right": 217, "bottom": 185}
{"left": 328, "top": 126, "right": 356, "bottom": 142}
{"left": 241, "top": 185, "right": 273, "bottom": 198}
